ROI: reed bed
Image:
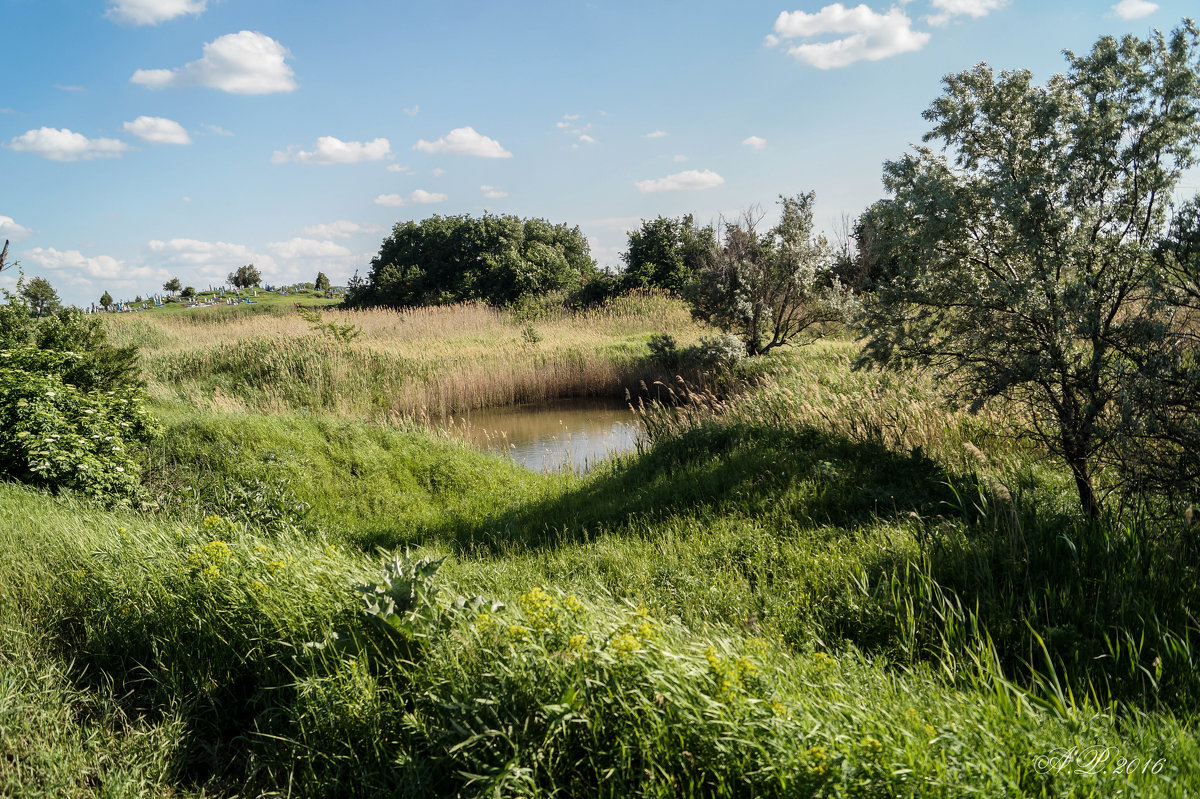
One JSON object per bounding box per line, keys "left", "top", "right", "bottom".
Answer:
{"left": 104, "top": 294, "right": 707, "bottom": 418}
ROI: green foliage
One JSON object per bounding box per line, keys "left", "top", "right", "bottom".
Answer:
{"left": 857, "top": 22, "right": 1200, "bottom": 516}
{"left": 228, "top": 264, "right": 262, "bottom": 289}
{"left": 648, "top": 331, "right": 744, "bottom": 373}
{"left": 314, "top": 271, "right": 331, "bottom": 292}
{"left": 349, "top": 212, "right": 597, "bottom": 308}
{"left": 688, "top": 193, "right": 854, "bottom": 356}
{"left": 163, "top": 276, "right": 182, "bottom": 295}
{"left": 99, "top": 290, "right": 113, "bottom": 307}
{"left": 180, "top": 285, "right": 196, "bottom": 299}
{"left": 297, "top": 308, "right": 362, "bottom": 343}
{"left": 0, "top": 349, "right": 157, "bottom": 501}
{"left": 621, "top": 214, "right": 714, "bottom": 294}
{"left": 21, "top": 277, "right": 60, "bottom": 317}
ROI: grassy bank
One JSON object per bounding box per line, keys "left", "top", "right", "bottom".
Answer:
{"left": 103, "top": 293, "right": 708, "bottom": 419}
{"left": 3, "top": 317, "right": 1198, "bottom": 796}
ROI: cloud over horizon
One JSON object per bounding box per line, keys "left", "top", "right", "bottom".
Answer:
{"left": 107, "top": 0, "right": 206, "bottom": 25}
{"left": 272, "top": 136, "right": 391, "bottom": 165}
{"left": 635, "top": 169, "right": 725, "bottom": 193}
{"left": 124, "top": 116, "right": 192, "bottom": 145}
{"left": 769, "top": 4, "right": 930, "bottom": 69}
{"left": 6, "top": 128, "right": 130, "bottom": 161}
{"left": 374, "top": 190, "right": 449, "bottom": 206}
{"left": 131, "top": 31, "right": 298, "bottom": 95}
{"left": 413, "top": 127, "right": 512, "bottom": 158}
{"left": 1111, "top": 0, "right": 1158, "bottom": 20}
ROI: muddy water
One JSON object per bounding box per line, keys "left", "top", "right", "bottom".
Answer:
{"left": 446, "top": 397, "right": 641, "bottom": 473}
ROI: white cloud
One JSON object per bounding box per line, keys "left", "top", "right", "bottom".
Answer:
{"left": 147, "top": 237, "right": 274, "bottom": 272}
{"left": 481, "top": 185, "right": 508, "bottom": 199}
{"left": 0, "top": 108, "right": 19, "bottom": 115}
{"left": 771, "top": 4, "right": 930, "bottom": 69}
{"left": 635, "top": 169, "right": 726, "bottom": 193}
{"left": 0, "top": 216, "right": 32, "bottom": 240}
{"left": 563, "top": 114, "right": 581, "bottom": 121}
{"left": 555, "top": 121, "right": 572, "bottom": 129}
{"left": 6, "top": 128, "right": 129, "bottom": 161}
{"left": 202, "top": 123, "right": 233, "bottom": 136}
{"left": 413, "top": 127, "right": 512, "bottom": 158}
{"left": 299, "top": 220, "right": 384, "bottom": 239}
{"left": 646, "top": 130, "right": 668, "bottom": 139}
{"left": 23, "top": 247, "right": 155, "bottom": 280}
{"left": 107, "top": 0, "right": 206, "bottom": 25}
{"left": 271, "top": 136, "right": 391, "bottom": 165}
{"left": 927, "top": 0, "right": 1008, "bottom": 25}
{"left": 374, "top": 190, "right": 448, "bottom": 207}
{"left": 578, "top": 134, "right": 595, "bottom": 144}
{"left": 131, "top": 31, "right": 297, "bottom": 95}
{"left": 182, "top": 196, "right": 192, "bottom": 202}
{"left": 123, "top": 115, "right": 191, "bottom": 145}
{"left": 267, "top": 238, "right": 352, "bottom": 259}
{"left": 672, "top": 154, "right": 688, "bottom": 162}
{"left": 743, "top": 135, "right": 767, "bottom": 150}
{"left": 54, "top": 84, "right": 85, "bottom": 92}
{"left": 404, "top": 105, "right": 420, "bottom": 116}
{"left": 1111, "top": 0, "right": 1158, "bottom": 20}
{"left": 430, "top": 167, "right": 445, "bottom": 176}
{"left": 387, "top": 163, "right": 413, "bottom": 174}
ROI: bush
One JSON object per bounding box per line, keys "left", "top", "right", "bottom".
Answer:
{"left": 648, "top": 332, "right": 744, "bottom": 374}
{"left": 0, "top": 349, "right": 157, "bottom": 501}
{"left": 349, "top": 213, "right": 597, "bottom": 308}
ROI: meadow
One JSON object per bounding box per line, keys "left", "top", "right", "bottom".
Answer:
{"left": 1, "top": 296, "right": 1198, "bottom": 797}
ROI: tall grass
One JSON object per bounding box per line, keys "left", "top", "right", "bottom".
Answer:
{"left": 104, "top": 294, "right": 708, "bottom": 419}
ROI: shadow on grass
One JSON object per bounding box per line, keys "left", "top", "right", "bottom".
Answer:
{"left": 443, "top": 421, "right": 962, "bottom": 555}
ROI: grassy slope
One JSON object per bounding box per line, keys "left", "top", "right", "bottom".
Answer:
{"left": 2, "top": 316, "right": 1198, "bottom": 795}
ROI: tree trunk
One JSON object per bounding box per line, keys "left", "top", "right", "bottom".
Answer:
{"left": 1067, "top": 451, "right": 1101, "bottom": 521}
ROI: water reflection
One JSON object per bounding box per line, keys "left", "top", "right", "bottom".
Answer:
{"left": 445, "top": 397, "right": 641, "bottom": 473}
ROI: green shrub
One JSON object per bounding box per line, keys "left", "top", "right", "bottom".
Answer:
{"left": 0, "top": 349, "right": 157, "bottom": 501}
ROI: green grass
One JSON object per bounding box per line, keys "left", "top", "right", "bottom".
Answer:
{"left": 2, "top": 328, "right": 1198, "bottom": 796}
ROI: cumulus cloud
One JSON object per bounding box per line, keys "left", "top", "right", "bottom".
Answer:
{"left": 202, "top": 123, "right": 233, "bottom": 136}
{"left": 578, "top": 134, "right": 595, "bottom": 144}
{"left": 146, "top": 238, "right": 276, "bottom": 279}
{"left": 6, "top": 128, "right": 129, "bottom": 161}
{"left": 430, "top": 167, "right": 445, "bottom": 177}
{"left": 1111, "top": 0, "right": 1158, "bottom": 20}
{"left": 743, "top": 135, "right": 767, "bottom": 149}
{"left": 404, "top": 105, "right": 420, "bottom": 116}
{"left": 123, "top": 116, "right": 191, "bottom": 145}
{"left": 646, "top": 130, "right": 668, "bottom": 138}
{"left": 374, "top": 190, "right": 448, "bottom": 207}
{"left": 770, "top": 4, "right": 930, "bottom": 69}
{"left": 672, "top": 154, "right": 688, "bottom": 162}
{"left": 0, "top": 216, "right": 32, "bottom": 240}
{"left": 387, "top": 163, "right": 414, "bottom": 174}
{"left": 271, "top": 136, "right": 391, "bottom": 165}
{"left": 131, "top": 31, "right": 297, "bottom": 95}
{"left": 267, "top": 238, "right": 352, "bottom": 259}
{"left": 635, "top": 169, "right": 725, "bottom": 193}
{"left": 413, "top": 127, "right": 512, "bottom": 158}
{"left": 927, "top": 0, "right": 1008, "bottom": 26}
{"left": 107, "top": 0, "right": 206, "bottom": 25}
{"left": 299, "top": 220, "right": 383, "bottom": 239}
{"left": 23, "top": 247, "right": 150, "bottom": 280}
{"left": 481, "top": 185, "right": 508, "bottom": 199}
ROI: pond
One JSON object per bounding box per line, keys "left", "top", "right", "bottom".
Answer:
{"left": 444, "top": 397, "right": 642, "bottom": 474}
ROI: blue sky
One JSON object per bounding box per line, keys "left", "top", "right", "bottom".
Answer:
{"left": 2, "top": 0, "right": 1194, "bottom": 304}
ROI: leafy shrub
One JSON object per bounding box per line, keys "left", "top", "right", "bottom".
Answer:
{"left": 0, "top": 349, "right": 157, "bottom": 501}
{"left": 648, "top": 332, "right": 744, "bottom": 374}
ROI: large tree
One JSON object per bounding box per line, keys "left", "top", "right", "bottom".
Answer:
{"left": 21, "top": 277, "right": 61, "bottom": 317}
{"left": 228, "top": 264, "right": 262, "bottom": 290}
{"left": 163, "top": 277, "right": 182, "bottom": 295}
{"left": 858, "top": 23, "right": 1200, "bottom": 518}
{"left": 349, "top": 213, "right": 596, "bottom": 308}
{"left": 621, "top": 215, "right": 714, "bottom": 294}
{"left": 688, "top": 193, "right": 852, "bottom": 356}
